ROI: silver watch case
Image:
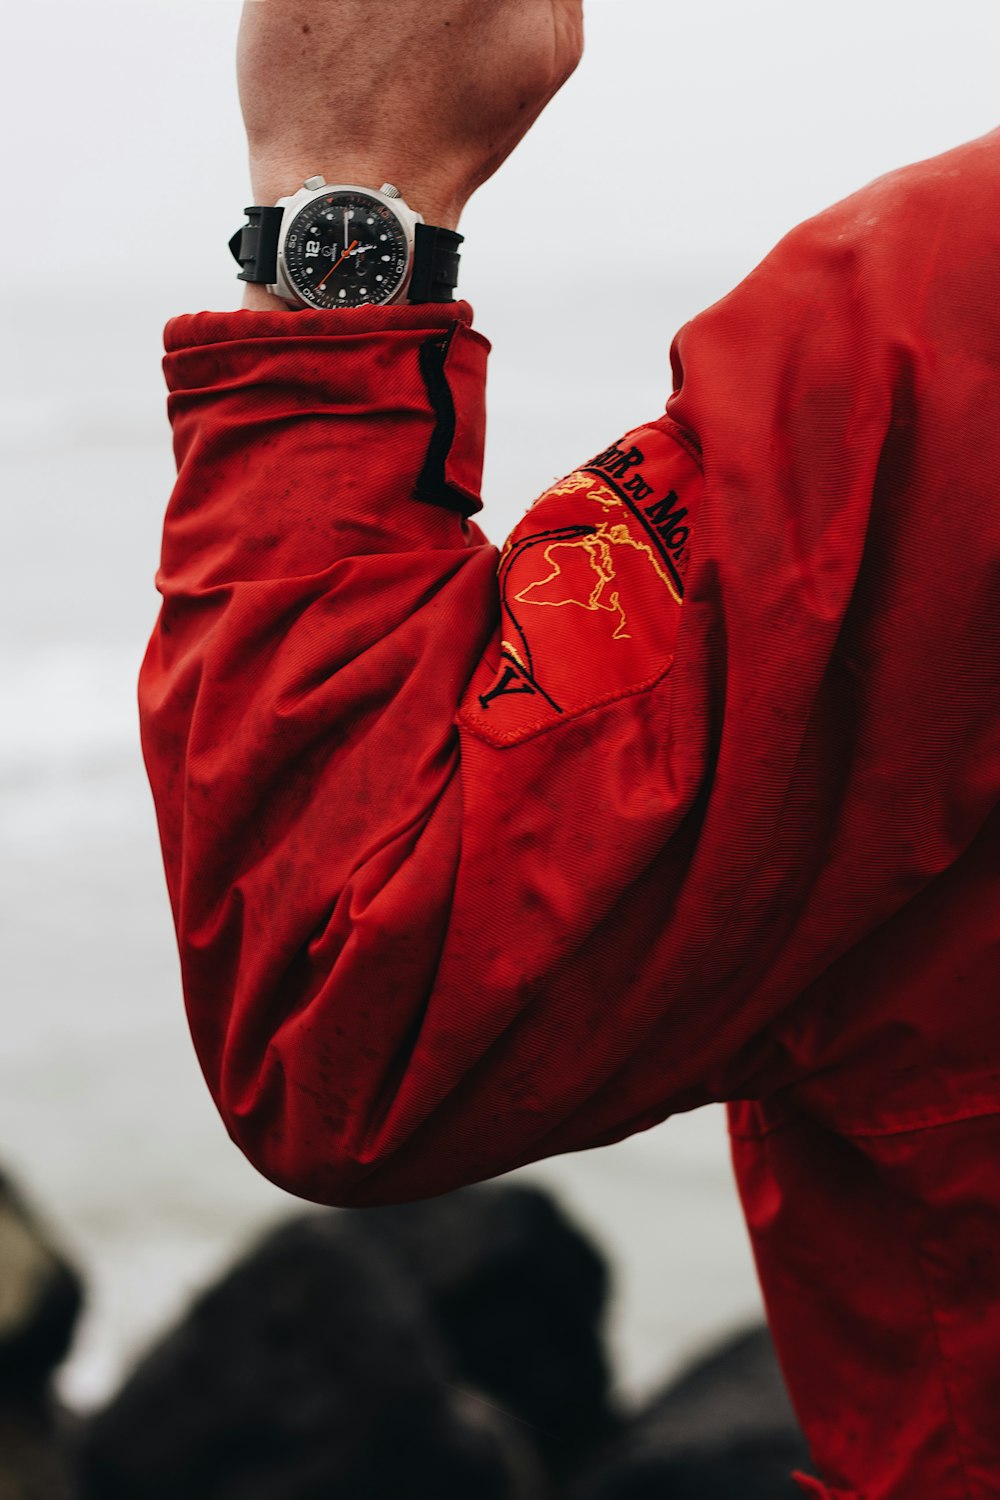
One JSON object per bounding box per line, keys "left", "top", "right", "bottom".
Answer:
{"left": 269, "top": 177, "right": 424, "bottom": 309}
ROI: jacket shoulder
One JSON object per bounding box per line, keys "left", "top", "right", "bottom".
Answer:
{"left": 763, "top": 126, "right": 1000, "bottom": 299}
{"left": 696, "top": 127, "right": 1000, "bottom": 317}
{"left": 669, "top": 128, "right": 1000, "bottom": 441}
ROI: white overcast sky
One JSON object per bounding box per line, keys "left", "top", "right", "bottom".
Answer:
{"left": 4, "top": 1, "right": 1000, "bottom": 297}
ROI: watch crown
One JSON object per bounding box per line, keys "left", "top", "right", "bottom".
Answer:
{"left": 380, "top": 183, "right": 402, "bottom": 199}
{"left": 303, "top": 175, "right": 325, "bottom": 190}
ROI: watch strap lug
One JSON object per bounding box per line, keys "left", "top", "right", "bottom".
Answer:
{"left": 229, "top": 206, "right": 285, "bottom": 284}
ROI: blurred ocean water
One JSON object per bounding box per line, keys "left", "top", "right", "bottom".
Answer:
{"left": 1, "top": 275, "right": 764, "bottom": 1414}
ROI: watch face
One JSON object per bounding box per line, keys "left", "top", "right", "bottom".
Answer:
{"left": 283, "top": 190, "right": 409, "bottom": 308}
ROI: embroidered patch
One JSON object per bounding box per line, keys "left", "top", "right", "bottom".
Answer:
{"left": 459, "top": 419, "right": 702, "bottom": 746}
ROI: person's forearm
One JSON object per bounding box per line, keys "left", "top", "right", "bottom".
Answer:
{"left": 140, "top": 294, "right": 716, "bottom": 1205}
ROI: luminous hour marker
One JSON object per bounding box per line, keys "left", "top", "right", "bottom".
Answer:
{"left": 381, "top": 254, "right": 391, "bottom": 262}
{"left": 361, "top": 287, "right": 368, "bottom": 296}
{"left": 339, "top": 288, "right": 347, "bottom": 299}
{"left": 311, "top": 224, "right": 319, "bottom": 232}
{"left": 379, "top": 234, "right": 387, "bottom": 241}
{"left": 375, "top": 274, "right": 384, "bottom": 282}
{"left": 366, "top": 216, "right": 374, "bottom": 225}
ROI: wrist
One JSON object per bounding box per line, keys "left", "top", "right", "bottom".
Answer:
{"left": 248, "top": 154, "right": 467, "bottom": 232}
{"left": 240, "top": 284, "right": 296, "bottom": 313}
{"left": 233, "top": 170, "right": 465, "bottom": 312}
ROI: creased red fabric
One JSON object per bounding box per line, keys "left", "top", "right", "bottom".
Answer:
{"left": 140, "top": 132, "right": 1000, "bottom": 1497}
{"left": 793, "top": 1474, "right": 860, "bottom": 1499}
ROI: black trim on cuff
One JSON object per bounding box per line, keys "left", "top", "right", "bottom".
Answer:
{"left": 415, "top": 327, "right": 476, "bottom": 515}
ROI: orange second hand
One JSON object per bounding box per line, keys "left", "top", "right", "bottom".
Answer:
{"left": 318, "top": 239, "right": 358, "bottom": 289}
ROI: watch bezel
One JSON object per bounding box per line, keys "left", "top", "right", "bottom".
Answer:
{"left": 272, "top": 182, "right": 418, "bottom": 310}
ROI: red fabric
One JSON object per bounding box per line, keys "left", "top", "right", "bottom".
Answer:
{"left": 793, "top": 1474, "right": 859, "bottom": 1499}
{"left": 140, "top": 130, "right": 1000, "bottom": 1497}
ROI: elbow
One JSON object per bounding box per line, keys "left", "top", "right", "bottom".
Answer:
{"left": 223, "top": 1115, "right": 377, "bottom": 1209}
{"left": 223, "top": 1118, "right": 475, "bottom": 1210}
{"left": 214, "top": 1079, "right": 392, "bottom": 1208}
{"left": 214, "top": 1062, "right": 472, "bottom": 1209}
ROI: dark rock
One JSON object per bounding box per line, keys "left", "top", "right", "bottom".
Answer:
{"left": 0, "top": 1171, "right": 83, "bottom": 1398}
{"left": 566, "top": 1325, "right": 813, "bottom": 1499}
{"left": 359, "top": 1183, "right": 620, "bottom": 1478}
{"left": 74, "top": 1208, "right": 546, "bottom": 1500}
{"left": 0, "top": 1168, "right": 84, "bottom": 1499}
{"left": 0, "top": 1403, "right": 79, "bottom": 1500}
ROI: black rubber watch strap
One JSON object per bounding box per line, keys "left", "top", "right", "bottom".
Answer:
{"left": 228, "top": 203, "right": 461, "bottom": 300}
{"left": 228, "top": 206, "right": 285, "bottom": 284}
{"left": 410, "top": 224, "right": 464, "bottom": 304}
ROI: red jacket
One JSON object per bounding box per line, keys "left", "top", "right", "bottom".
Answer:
{"left": 141, "top": 129, "right": 1000, "bottom": 1498}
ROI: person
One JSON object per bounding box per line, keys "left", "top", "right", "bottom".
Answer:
{"left": 138, "top": 3, "right": 999, "bottom": 1495}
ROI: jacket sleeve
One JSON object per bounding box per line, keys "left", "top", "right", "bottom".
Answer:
{"left": 139, "top": 239, "right": 895, "bottom": 1207}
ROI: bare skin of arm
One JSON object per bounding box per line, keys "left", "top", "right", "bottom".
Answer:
{"left": 236, "top": 0, "right": 584, "bottom": 309}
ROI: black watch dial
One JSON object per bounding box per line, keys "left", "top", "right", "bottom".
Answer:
{"left": 283, "top": 190, "right": 410, "bottom": 309}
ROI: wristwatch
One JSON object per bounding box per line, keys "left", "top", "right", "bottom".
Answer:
{"left": 229, "top": 176, "right": 463, "bottom": 309}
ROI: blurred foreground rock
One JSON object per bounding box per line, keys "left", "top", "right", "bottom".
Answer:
{"left": 359, "top": 1185, "right": 619, "bottom": 1480}
{"left": 0, "top": 1168, "right": 82, "bottom": 1500}
{"left": 76, "top": 1183, "right": 615, "bottom": 1499}
{"left": 567, "top": 1324, "right": 812, "bottom": 1499}
{"left": 70, "top": 1176, "right": 814, "bottom": 1498}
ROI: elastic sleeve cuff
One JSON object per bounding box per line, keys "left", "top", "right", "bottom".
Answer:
{"left": 162, "top": 300, "right": 490, "bottom": 517}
